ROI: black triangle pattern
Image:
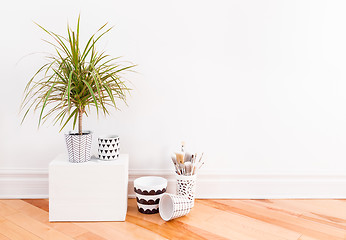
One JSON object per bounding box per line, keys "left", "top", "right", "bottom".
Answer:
{"left": 97, "top": 136, "right": 120, "bottom": 160}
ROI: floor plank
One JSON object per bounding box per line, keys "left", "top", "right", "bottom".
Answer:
{"left": 0, "top": 200, "right": 88, "bottom": 238}
{"left": 0, "top": 233, "right": 10, "bottom": 240}
{"left": 74, "top": 232, "right": 107, "bottom": 240}
{"left": 5, "top": 213, "right": 74, "bottom": 240}
{"left": 182, "top": 200, "right": 301, "bottom": 240}
{"left": 0, "top": 199, "right": 345, "bottom": 240}
{"left": 126, "top": 201, "right": 225, "bottom": 240}
{"left": 0, "top": 202, "right": 17, "bottom": 217}
{"left": 205, "top": 199, "right": 346, "bottom": 240}
{"left": 0, "top": 220, "right": 42, "bottom": 240}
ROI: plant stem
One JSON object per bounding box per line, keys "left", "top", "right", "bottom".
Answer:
{"left": 78, "top": 108, "right": 83, "bottom": 135}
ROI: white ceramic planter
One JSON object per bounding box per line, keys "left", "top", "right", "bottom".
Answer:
{"left": 65, "top": 131, "right": 92, "bottom": 163}
{"left": 134, "top": 176, "right": 167, "bottom": 214}
{"left": 98, "top": 135, "right": 120, "bottom": 160}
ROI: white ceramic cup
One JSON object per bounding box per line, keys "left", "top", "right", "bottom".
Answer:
{"left": 159, "top": 193, "right": 192, "bottom": 221}
{"left": 98, "top": 135, "right": 120, "bottom": 160}
{"left": 134, "top": 176, "right": 167, "bottom": 214}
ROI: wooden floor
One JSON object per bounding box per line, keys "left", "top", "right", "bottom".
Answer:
{"left": 0, "top": 199, "right": 345, "bottom": 240}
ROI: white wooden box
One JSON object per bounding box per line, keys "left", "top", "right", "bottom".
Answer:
{"left": 49, "top": 154, "right": 128, "bottom": 222}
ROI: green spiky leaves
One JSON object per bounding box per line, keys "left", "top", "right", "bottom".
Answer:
{"left": 21, "top": 16, "right": 136, "bottom": 133}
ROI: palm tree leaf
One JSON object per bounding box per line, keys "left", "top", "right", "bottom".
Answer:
{"left": 102, "top": 83, "right": 117, "bottom": 109}
{"left": 38, "top": 82, "right": 56, "bottom": 127}
{"left": 82, "top": 79, "right": 99, "bottom": 115}
{"left": 59, "top": 108, "right": 78, "bottom": 132}
{"left": 67, "top": 71, "right": 73, "bottom": 112}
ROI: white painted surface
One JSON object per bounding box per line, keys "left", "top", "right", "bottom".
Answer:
{"left": 1, "top": 0, "right": 346, "bottom": 198}
{"left": 1, "top": 168, "right": 346, "bottom": 199}
{"left": 49, "top": 154, "right": 128, "bottom": 221}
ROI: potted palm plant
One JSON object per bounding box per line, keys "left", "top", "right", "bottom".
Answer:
{"left": 21, "top": 17, "right": 135, "bottom": 163}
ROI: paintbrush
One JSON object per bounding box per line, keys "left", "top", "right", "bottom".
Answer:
{"left": 184, "top": 152, "right": 192, "bottom": 162}
{"left": 197, "top": 153, "right": 204, "bottom": 165}
{"left": 171, "top": 154, "right": 181, "bottom": 175}
{"left": 196, "top": 153, "right": 205, "bottom": 173}
{"left": 192, "top": 152, "right": 204, "bottom": 175}
{"left": 175, "top": 152, "right": 185, "bottom": 175}
{"left": 192, "top": 153, "right": 199, "bottom": 175}
{"left": 184, "top": 162, "right": 192, "bottom": 176}
{"left": 197, "top": 162, "right": 205, "bottom": 172}
{"left": 191, "top": 154, "right": 196, "bottom": 175}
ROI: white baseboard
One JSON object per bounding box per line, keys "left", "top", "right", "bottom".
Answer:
{"left": 1, "top": 169, "right": 346, "bottom": 199}
{"left": 0, "top": 169, "right": 48, "bottom": 199}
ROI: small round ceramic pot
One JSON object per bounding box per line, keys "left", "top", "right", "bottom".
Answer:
{"left": 134, "top": 176, "right": 167, "bottom": 214}
{"left": 98, "top": 135, "right": 120, "bottom": 160}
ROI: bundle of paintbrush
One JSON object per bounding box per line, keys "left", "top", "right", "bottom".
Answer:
{"left": 171, "top": 151, "right": 204, "bottom": 176}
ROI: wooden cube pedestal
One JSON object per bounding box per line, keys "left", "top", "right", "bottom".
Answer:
{"left": 49, "top": 154, "right": 128, "bottom": 222}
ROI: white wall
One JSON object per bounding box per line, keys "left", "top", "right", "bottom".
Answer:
{"left": 1, "top": 0, "right": 346, "bottom": 197}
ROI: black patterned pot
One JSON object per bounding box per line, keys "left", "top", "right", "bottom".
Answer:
{"left": 65, "top": 131, "right": 92, "bottom": 163}
{"left": 97, "top": 135, "right": 120, "bottom": 160}
{"left": 134, "top": 176, "right": 167, "bottom": 214}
